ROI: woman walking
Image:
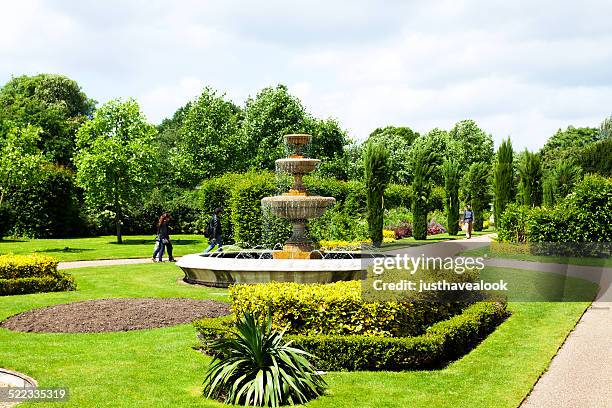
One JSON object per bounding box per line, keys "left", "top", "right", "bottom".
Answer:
{"left": 155, "top": 213, "right": 176, "bottom": 262}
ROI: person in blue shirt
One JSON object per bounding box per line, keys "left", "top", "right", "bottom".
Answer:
{"left": 463, "top": 205, "right": 474, "bottom": 239}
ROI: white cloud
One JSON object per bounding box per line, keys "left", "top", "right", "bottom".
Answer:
{"left": 1, "top": 0, "right": 611, "bottom": 151}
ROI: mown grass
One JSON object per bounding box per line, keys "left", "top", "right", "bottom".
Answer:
{"left": 461, "top": 245, "right": 612, "bottom": 268}
{"left": 0, "top": 262, "right": 595, "bottom": 407}
{"left": 0, "top": 234, "right": 207, "bottom": 261}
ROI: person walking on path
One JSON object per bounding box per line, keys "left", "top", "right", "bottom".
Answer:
{"left": 463, "top": 205, "right": 474, "bottom": 239}
{"left": 156, "top": 213, "right": 176, "bottom": 262}
{"left": 203, "top": 208, "right": 223, "bottom": 253}
{"left": 151, "top": 231, "right": 163, "bottom": 262}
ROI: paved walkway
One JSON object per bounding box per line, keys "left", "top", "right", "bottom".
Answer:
{"left": 57, "top": 257, "right": 180, "bottom": 270}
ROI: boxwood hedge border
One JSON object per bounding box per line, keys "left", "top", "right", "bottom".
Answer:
{"left": 194, "top": 301, "right": 509, "bottom": 371}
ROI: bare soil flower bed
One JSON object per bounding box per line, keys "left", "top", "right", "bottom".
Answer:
{"left": 0, "top": 298, "right": 230, "bottom": 333}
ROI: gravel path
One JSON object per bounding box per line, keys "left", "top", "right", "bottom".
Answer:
{"left": 57, "top": 257, "right": 177, "bottom": 270}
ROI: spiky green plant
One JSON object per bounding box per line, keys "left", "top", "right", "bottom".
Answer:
{"left": 364, "top": 142, "right": 390, "bottom": 246}
{"left": 202, "top": 313, "right": 326, "bottom": 407}
{"left": 493, "top": 138, "right": 515, "bottom": 227}
{"left": 517, "top": 150, "right": 542, "bottom": 207}
{"left": 442, "top": 159, "right": 460, "bottom": 235}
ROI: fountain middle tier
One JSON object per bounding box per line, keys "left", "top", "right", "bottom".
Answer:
{"left": 262, "top": 195, "right": 335, "bottom": 220}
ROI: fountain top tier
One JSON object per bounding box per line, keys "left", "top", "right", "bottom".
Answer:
{"left": 284, "top": 133, "right": 312, "bottom": 157}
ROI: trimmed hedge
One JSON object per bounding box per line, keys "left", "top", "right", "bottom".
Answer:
{"left": 229, "top": 281, "right": 463, "bottom": 337}
{"left": 498, "top": 175, "right": 612, "bottom": 244}
{"left": 195, "top": 301, "right": 508, "bottom": 371}
{"left": 0, "top": 254, "right": 76, "bottom": 296}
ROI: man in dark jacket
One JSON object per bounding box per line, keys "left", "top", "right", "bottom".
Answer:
{"left": 203, "top": 208, "right": 223, "bottom": 253}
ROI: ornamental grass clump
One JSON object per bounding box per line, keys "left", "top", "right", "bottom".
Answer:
{"left": 202, "top": 312, "right": 326, "bottom": 407}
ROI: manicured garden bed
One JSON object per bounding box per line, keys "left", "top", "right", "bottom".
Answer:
{"left": 0, "top": 254, "right": 75, "bottom": 295}
{"left": 0, "top": 263, "right": 597, "bottom": 407}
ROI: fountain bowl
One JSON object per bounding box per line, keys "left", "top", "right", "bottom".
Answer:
{"left": 262, "top": 195, "right": 335, "bottom": 220}
{"left": 276, "top": 158, "right": 320, "bottom": 174}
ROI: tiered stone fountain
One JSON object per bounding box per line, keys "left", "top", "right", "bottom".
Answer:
{"left": 262, "top": 134, "right": 335, "bottom": 259}
{"left": 177, "top": 134, "right": 380, "bottom": 287}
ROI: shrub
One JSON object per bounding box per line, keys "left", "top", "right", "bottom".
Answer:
{"left": 497, "top": 203, "right": 531, "bottom": 243}
{"left": 388, "top": 221, "right": 413, "bottom": 239}
{"left": 202, "top": 312, "right": 326, "bottom": 407}
{"left": 308, "top": 204, "right": 368, "bottom": 242}
{"left": 230, "top": 172, "right": 276, "bottom": 246}
{"left": 427, "top": 221, "right": 446, "bottom": 236}
{"left": 384, "top": 207, "right": 412, "bottom": 228}
{"left": 195, "top": 301, "right": 508, "bottom": 372}
{"left": 229, "top": 281, "right": 462, "bottom": 337}
{"left": 0, "top": 254, "right": 75, "bottom": 295}
{"left": 7, "top": 164, "right": 85, "bottom": 238}
{"left": 498, "top": 175, "right": 612, "bottom": 244}
{"left": 384, "top": 184, "right": 412, "bottom": 209}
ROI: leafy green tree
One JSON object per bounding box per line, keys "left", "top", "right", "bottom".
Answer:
{"left": 74, "top": 99, "right": 159, "bottom": 243}
{"left": 364, "top": 142, "right": 390, "bottom": 246}
{"left": 367, "top": 126, "right": 419, "bottom": 183}
{"left": 543, "top": 160, "right": 582, "bottom": 206}
{"left": 306, "top": 117, "right": 350, "bottom": 162}
{"left": 540, "top": 125, "right": 601, "bottom": 173}
{"left": 577, "top": 137, "right": 612, "bottom": 176}
{"left": 462, "top": 162, "right": 491, "bottom": 231}
{"left": 410, "top": 137, "right": 442, "bottom": 239}
{"left": 448, "top": 120, "right": 494, "bottom": 168}
{"left": 174, "top": 88, "right": 243, "bottom": 187}
{"left": 600, "top": 114, "right": 612, "bottom": 139}
{"left": 157, "top": 101, "right": 192, "bottom": 151}
{"left": 316, "top": 142, "right": 363, "bottom": 181}
{"left": 517, "top": 150, "right": 542, "bottom": 207}
{"left": 241, "top": 85, "right": 309, "bottom": 170}
{"left": 0, "top": 125, "right": 46, "bottom": 206}
{"left": 493, "top": 138, "right": 515, "bottom": 227}
{"left": 441, "top": 159, "right": 460, "bottom": 235}
{"left": 0, "top": 74, "right": 95, "bottom": 165}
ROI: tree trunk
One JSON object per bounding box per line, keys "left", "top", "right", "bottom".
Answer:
{"left": 113, "top": 187, "right": 123, "bottom": 244}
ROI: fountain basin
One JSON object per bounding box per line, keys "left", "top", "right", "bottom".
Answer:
{"left": 276, "top": 158, "right": 321, "bottom": 175}
{"left": 262, "top": 195, "right": 335, "bottom": 220}
{"left": 178, "top": 252, "right": 378, "bottom": 287}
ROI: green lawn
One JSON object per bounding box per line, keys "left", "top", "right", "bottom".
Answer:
{"left": 0, "top": 235, "right": 208, "bottom": 261}
{"left": 461, "top": 245, "right": 612, "bottom": 268}
{"left": 0, "top": 262, "right": 595, "bottom": 407}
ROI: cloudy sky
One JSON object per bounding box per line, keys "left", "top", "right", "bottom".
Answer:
{"left": 2, "top": 0, "right": 611, "bottom": 150}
